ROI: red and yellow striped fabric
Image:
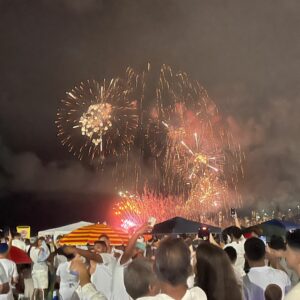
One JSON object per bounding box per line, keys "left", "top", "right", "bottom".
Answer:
{"left": 60, "top": 223, "right": 129, "bottom": 246}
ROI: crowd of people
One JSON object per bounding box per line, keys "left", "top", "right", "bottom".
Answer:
{"left": 0, "top": 219, "right": 300, "bottom": 300}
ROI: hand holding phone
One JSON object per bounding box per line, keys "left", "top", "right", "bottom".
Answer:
{"left": 230, "top": 208, "right": 237, "bottom": 218}
{"left": 198, "top": 226, "right": 210, "bottom": 241}
{"left": 148, "top": 217, "right": 157, "bottom": 227}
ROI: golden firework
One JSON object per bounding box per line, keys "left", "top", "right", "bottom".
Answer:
{"left": 56, "top": 70, "right": 139, "bottom": 161}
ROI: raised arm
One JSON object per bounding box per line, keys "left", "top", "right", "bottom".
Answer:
{"left": 234, "top": 212, "right": 241, "bottom": 229}
{"left": 63, "top": 247, "right": 103, "bottom": 264}
{"left": 7, "top": 231, "right": 12, "bottom": 253}
{"left": 120, "top": 223, "right": 150, "bottom": 265}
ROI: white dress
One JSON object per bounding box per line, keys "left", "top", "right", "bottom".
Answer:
{"left": 30, "top": 242, "right": 50, "bottom": 289}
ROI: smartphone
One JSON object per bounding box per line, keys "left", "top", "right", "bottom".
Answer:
{"left": 198, "top": 226, "right": 210, "bottom": 241}
{"left": 148, "top": 217, "right": 157, "bottom": 227}
{"left": 230, "top": 208, "right": 236, "bottom": 217}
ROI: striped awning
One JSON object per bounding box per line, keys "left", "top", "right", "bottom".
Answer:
{"left": 59, "top": 223, "right": 129, "bottom": 246}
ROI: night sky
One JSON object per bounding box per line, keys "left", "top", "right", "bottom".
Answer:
{"left": 1, "top": 0, "right": 300, "bottom": 232}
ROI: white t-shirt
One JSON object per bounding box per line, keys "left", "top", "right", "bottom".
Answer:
{"left": 12, "top": 240, "right": 26, "bottom": 252}
{"left": 89, "top": 253, "right": 116, "bottom": 300}
{"left": 0, "top": 263, "right": 9, "bottom": 300}
{"left": 223, "top": 239, "right": 245, "bottom": 274}
{"left": 246, "top": 266, "right": 291, "bottom": 299}
{"left": 111, "top": 255, "right": 132, "bottom": 300}
{"left": 56, "top": 261, "right": 79, "bottom": 300}
{"left": 0, "top": 264, "right": 8, "bottom": 284}
{"left": 137, "top": 287, "right": 207, "bottom": 300}
{"left": 233, "top": 264, "right": 244, "bottom": 286}
{"left": 0, "top": 259, "right": 18, "bottom": 300}
{"left": 0, "top": 259, "right": 18, "bottom": 283}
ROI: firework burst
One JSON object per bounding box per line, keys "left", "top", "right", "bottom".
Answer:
{"left": 57, "top": 64, "right": 244, "bottom": 219}
{"left": 145, "top": 65, "right": 243, "bottom": 212}
{"left": 113, "top": 190, "right": 186, "bottom": 228}
{"left": 56, "top": 70, "right": 139, "bottom": 162}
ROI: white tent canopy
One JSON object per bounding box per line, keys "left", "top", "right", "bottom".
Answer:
{"left": 38, "top": 221, "right": 94, "bottom": 241}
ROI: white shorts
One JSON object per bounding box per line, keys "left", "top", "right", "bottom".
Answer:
{"left": 32, "top": 270, "right": 49, "bottom": 289}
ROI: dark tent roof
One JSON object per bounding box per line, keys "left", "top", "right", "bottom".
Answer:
{"left": 152, "top": 216, "right": 221, "bottom": 234}
{"left": 264, "top": 219, "right": 300, "bottom": 231}
{"left": 247, "top": 219, "right": 300, "bottom": 238}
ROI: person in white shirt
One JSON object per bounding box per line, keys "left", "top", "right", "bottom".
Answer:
{"left": 0, "top": 263, "right": 9, "bottom": 295}
{"left": 64, "top": 238, "right": 117, "bottom": 300}
{"left": 30, "top": 237, "right": 50, "bottom": 300}
{"left": 223, "top": 226, "right": 246, "bottom": 276}
{"left": 90, "top": 241, "right": 113, "bottom": 300}
{"left": 111, "top": 224, "right": 150, "bottom": 300}
{"left": 266, "top": 235, "right": 299, "bottom": 287}
{"left": 284, "top": 229, "right": 300, "bottom": 300}
{"left": 0, "top": 243, "right": 18, "bottom": 300}
{"left": 56, "top": 253, "right": 79, "bottom": 300}
{"left": 151, "top": 237, "right": 207, "bottom": 300}
{"left": 224, "top": 246, "right": 244, "bottom": 286}
{"left": 195, "top": 242, "right": 241, "bottom": 300}
{"left": 11, "top": 233, "right": 26, "bottom": 252}
{"left": 243, "top": 237, "right": 291, "bottom": 300}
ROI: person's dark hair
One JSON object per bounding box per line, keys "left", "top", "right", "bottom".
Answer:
{"left": 222, "top": 226, "right": 234, "bottom": 244}
{"left": 56, "top": 235, "right": 63, "bottom": 241}
{"left": 231, "top": 226, "right": 242, "bottom": 240}
{"left": 65, "top": 253, "right": 75, "bottom": 260}
{"left": 57, "top": 247, "right": 75, "bottom": 260}
{"left": 33, "top": 236, "right": 44, "bottom": 247}
{"left": 154, "top": 237, "right": 191, "bottom": 286}
{"left": 124, "top": 258, "right": 156, "bottom": 299}
{"left": 268, "top": 235, "right": 286, "bottom": 251}
{"left": 195, "top": 243, "right": 242, "bottom": 300}
{"left": 286, "top": 229, "right": 300, "bottom": 251}
{"left": 244, "top": 237, "right": 265, "bottom": 261}
{"left": 264, "top": 284, "right": 282, "bottom": 300}
{"left": 224, "top": 246, "right": 237, "bottom": 264}
{"left": 222, "top": 232, "right": 229, "bottom": 244}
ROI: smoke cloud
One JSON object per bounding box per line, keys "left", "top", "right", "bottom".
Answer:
{"left": 217, "top": 85, "right": 300, "bottom": 209}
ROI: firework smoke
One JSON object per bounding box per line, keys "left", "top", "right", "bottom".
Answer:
{"left": 57, "top": 64, "right": 243, "bottom": 220}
